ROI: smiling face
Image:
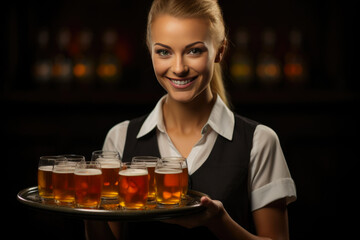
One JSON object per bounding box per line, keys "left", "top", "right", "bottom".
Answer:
{"left": 150, "top": 15, "right": 220, "bottom": 104}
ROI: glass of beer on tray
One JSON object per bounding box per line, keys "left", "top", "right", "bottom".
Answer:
{"left": 155, "top": 159, "right": 183, "bottom": 206}
{"left": 132, "top": 156, "right": 159, "bottom": 202}
{"left": 74, "top": 161, "right": 103, "bottom": 209}
{"left": 38, "top": 156, "right": 65, "bottom": 202}
{"left": 59, "top": 154, "right": 85, "bottom": 163}
{"left": 161, "top": 157, "right": 188, "bottom": 199}
{"left": 52, "top": 158, "right": 76, "bottom": 206}
{"left": 119, "top": 162, "right": 149, "bottom": 209}
{"left": 92, "top": 150, "right": 121, "bottom": 200}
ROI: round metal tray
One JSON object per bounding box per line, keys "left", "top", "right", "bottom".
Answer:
{"left": 17, "top": 187, "right": 206, "bottom": 221}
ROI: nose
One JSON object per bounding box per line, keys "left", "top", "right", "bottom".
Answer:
{"left": 172, "top": 55, "right": 189, "bottom": 76}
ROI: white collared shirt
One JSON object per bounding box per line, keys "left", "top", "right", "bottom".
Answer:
{"left": 103, "top": 95, "right": 297, "bottom": 211}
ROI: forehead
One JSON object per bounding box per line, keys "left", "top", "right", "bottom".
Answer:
{"left": 150, "top": 14, "right": 212, "bottom": 46}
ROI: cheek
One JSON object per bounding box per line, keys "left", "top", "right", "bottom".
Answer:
{"left": 189, "top": 57, "right": 214, "bottom": 79}
{"left": 152, "top": 58, "right": 169, "bottom": 77}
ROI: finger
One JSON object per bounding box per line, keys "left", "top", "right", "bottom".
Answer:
{"left": 200, "top": 196, "right": 224, "bottom": 217}
{"left": 200, "top": 196, "right": 217, "bottom": 209}
{"left": 200, "top": 196, "right": 212, "bottom": 205}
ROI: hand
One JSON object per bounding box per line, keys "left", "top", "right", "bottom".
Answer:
{"left": 162, "top": 196, "right": 225, "bottom": 229}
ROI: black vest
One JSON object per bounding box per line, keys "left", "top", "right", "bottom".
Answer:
{"left": 122, "top": 114, "right": 258, "bottom": 239}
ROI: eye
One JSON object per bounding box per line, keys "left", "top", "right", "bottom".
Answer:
{"left": 155, "top": 49, "right": 170, "bottom": 57}
{"left": 188, "top": 48, "right": 203, "bottom": 55}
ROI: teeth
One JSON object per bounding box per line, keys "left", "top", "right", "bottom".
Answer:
{"left": 171, "top": 79, "right": 192, "bottom": 85}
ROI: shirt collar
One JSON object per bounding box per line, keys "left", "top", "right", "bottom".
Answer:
{"left": 137, "top": 95, "right": 166, "bottom": 138}
{"left": 137, "top": 94, "right": 234, "bottom": 141}
{"left": 206, "top": 95, "right": 234, "bottom": 140}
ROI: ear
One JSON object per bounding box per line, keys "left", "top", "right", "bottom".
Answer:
{"left": 215, "top": 39, "right": 227, "bottom": 63}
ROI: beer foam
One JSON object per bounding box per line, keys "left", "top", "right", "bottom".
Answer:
{"left": 53, "top": 167, "right": 75, "bottom": 174}
{"left": 119, "top": 169, "right": 148, "bottom": 176}
{"left": 145, "top": 162, "right": 156, "bottom": 167}
{"left": 155, "top": 168, "right": 182, "bottom": 174}
{"left": 131, "top": 162, "right": 156, "bottom": 168}
{"left": 100, "top": 162, "right": 120, "bottom": 169}
{"left": 75, "top": 169, "right": 102, "bottom": 176}
{"left": 38, "top": 166, "right": 53, "bottom": 171}
{"left": 97, "top": 157, "right": 119, "bottom": 162}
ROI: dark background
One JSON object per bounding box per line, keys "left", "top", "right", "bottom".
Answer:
{"left": 3, "top": 0, "right": 357, "bottom": 239}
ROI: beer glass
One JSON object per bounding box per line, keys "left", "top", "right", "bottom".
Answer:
{"left": 92, "top": 150, "right": 121, "bottom": 200}
{"left": 161, "top": 157, "right": 188, "bottom": 199}
{"left": 52, "top": 159, "right": 76, "bottom": 206}
{"left": 38, "top": 156, "right": 65, "bottom": 202}
{"left": 155, "top": 159, "right": 183, "bottom": 206}
{"left": 119, "top": 162, "right": 149, "bottom": 209}
{"left": 132, "top": 156, "right": 159, "bottom": 202}
{"left": 74, "top": 161, "right": 102, "bottom": 209}
{"left": 59, "top": 154, "right": 85, "bottom": 163}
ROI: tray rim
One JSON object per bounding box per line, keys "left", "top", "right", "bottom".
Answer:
{"left": 17, "top": 186, "right": 206, "bottom": 221}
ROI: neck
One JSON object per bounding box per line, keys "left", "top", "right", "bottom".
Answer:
{"left": 163, "top": 90, "right": 215, "bottom": 133}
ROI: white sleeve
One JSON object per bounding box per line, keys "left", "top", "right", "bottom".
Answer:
{"left": 249, "top": 124, "right": 297, "bottom": 211}
{"left": 102, "top": 120, "right": 130, "bottom": 159}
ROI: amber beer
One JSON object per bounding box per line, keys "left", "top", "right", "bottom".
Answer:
{"left": 181, "top": 167, "right": 189, "bottom": 199}
{"left": 98, "top": 159, "right": 121, "bottom": 199}
{"left": 132, "top": 156, "right": 159, "bottom": 201}
{"left": 38, "top": 165, "right": 53, "bottom": 199}
{"left": 155, "top": 168, "right": 183, "bottom": 205}
{"left": 92, "top": 150, "right": 121, "bottom": 200}
{"left": 74, "top": 168, "right": 102, "bottom": 208}
{"left": 146, "top": 163, "right": 156, "bottom": 200}
{"left": 119, "top": 167, "right": 148, "bottom": 209}
{"left": 161, "top": 157, "right": 188, "bottom": 199}
{"left": 53, "top": 163, "right": 76, "bottom": 206}
{"left": 38, "top": 156, "right": 65, "bottom": 201}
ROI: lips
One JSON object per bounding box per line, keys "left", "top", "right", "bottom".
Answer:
{"left": 167, "top": 76, "right": 197, "bottom": 88}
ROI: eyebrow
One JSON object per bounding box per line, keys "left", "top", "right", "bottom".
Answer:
{"left": 154, "top": 41, "right": 205, "bottom": 49}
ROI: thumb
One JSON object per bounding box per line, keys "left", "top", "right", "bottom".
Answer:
{"left": 199, "top": 196, "right": 225, "bottom": 224}
{"left": 200, "top": 196, "right": 222, "bottom": 212}
{"left": 200, "top": 196, "right": 213, "bottom": 207}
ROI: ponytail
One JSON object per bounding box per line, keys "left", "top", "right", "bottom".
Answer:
{"left": 211, "top": 63, "right": 230, "bottom": 108}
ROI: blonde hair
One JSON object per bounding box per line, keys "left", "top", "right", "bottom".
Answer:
{"left": 146, "top": 0, "right": 230, "bottom": 107}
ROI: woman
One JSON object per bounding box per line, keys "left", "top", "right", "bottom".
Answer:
{"left": 87, "top": 0, "right": 296, "bottom": 239}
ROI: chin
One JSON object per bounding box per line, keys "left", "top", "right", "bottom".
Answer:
{"left": 167, "top": 91, "right": 197, "bottom": 103}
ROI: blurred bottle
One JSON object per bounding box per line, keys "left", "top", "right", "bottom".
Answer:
{"left": 256, "top": 29, "right": 282, "bottom": 87}
{"left": 115, "top": 33, "right": 134, "bottom": 67}
{"left": 52, "top": 28, "right": 73, "bottom": 85}
{"left": 97, "top": 29, "right": 122, "bottom": 86}
{"left": 33, "top": 29, "right": 52, "bottom": 85}
{"left": 72, "top": 29, "right": 95, "bottom": 87}
{"left": 230, "top": 29, "right": 254, "bottom": 87}
{"left": 283, "top": 29, "right": 307, "bottom": 87}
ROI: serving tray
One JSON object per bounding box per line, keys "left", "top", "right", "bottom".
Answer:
{"left": 17, "top": 187, "right": 206, "bottom": 221}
